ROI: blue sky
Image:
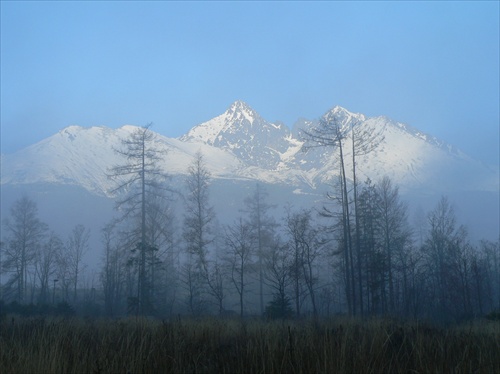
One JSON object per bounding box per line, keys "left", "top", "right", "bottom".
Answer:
{"left": 1, "top": 1, "right": 499, "bottom": 165}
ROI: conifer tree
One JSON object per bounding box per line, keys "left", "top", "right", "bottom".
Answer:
{"left": 108, "top": 124, "right": 168, "bottom": 314}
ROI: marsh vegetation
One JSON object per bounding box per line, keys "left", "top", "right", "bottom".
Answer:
{"left": 1, "top": 315, "right": 499, "bottom": 373}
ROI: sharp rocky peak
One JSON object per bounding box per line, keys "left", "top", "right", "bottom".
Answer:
{"left": 224, "top": 100, "right": 262, "bottom": 124}
{"left": 228, "top": 100, "right": 251, "bottom": 111}
{"left": 325, "top": 105, "right": 365, "bottom": 120}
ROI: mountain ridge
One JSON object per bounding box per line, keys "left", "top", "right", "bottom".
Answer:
{"left": 1, "top": 101, "right": 498, "bottom": 198}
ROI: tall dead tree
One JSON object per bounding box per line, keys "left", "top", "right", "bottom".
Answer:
{"left": 350, "top": 120, "right": 384, "bottom": 316}
{"left": 144, "top": 192, "right": 176, "bottom": 310}
{"left": 422, "top": 196, "right": 469, "bottom": 321}
{"left": 35, "top": 232, "right": 62, "bottom": 304}
{"left": 108, "top": 124, "right": 168, "bottom": 314}
{"left": 285, "top": 208, "right": 322, "bottom": 319}
{"left": 183, "top": 152, "right": 221, "bottom": 312}
{"left": 302, "top": 111, "right": 383, "bottom": 316}
{"left": 66, "top": 224, "right": 90, "bottom": 302}
{"left": 375, "top": 176, "right": 412, "bottom": 315}
{"left": 265, "top": 239, "right": 293, "bottom": 319}
{"left": 224, "top": 218, "right": 253, "bottom": 318}
{"left": 302, "top": 114, "right": 355, "bottom": 314}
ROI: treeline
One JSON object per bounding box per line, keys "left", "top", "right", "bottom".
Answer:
{"left": 0, "top": 199, "right": 92, "bottom": 307}
{"left": 1, "top": 125, "right": 499, "bottom": 324}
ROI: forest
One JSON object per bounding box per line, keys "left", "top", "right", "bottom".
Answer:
{"left": 1, "top": 123, "right": 499, "bottom": 323}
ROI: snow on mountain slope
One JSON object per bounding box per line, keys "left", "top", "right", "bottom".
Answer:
{"left": 0, "top": 125, "right": 245, "bottom": 196}
{"left": 292, "top": 109, "right": 498, "bottom": 193}
{"left": 181, "top": 101, "right": 291, "bottom": 169}
{"left": 1, "top": 126, "right": 125, "bottom": 194}
{"left": 342, "top": 116, "right": 497, "bottom": 193}
{"left": 1, "top": 102, "right": 498, "bottom": 199}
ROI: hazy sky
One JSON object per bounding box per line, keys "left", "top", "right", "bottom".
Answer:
{"left": 1, "top": 1, "right": 499, "bottom": 165}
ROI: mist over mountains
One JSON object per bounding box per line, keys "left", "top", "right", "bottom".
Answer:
{"left": 1, "top": 101, "right": 499, "bottom": 267}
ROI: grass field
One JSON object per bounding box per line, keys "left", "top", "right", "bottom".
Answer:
{"left": 0, "top": 316, "right": 499, "bottom": 373}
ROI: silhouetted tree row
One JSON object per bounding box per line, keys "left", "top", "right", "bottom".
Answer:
{"left": 0, "top": 196, "right": 93, "bottom": 307}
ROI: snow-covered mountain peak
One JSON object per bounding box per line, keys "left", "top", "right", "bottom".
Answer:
{"left": 60, "top": 124, "right": 83, "bottom": 133}
{"left": 58, "top": 125, "right": 100, "bottom": 140}
{"left": 330, "top": 105, "right": 353, "bottom": 114}
{"left": 323, "top": 106, "right": 366, "bottom": 127}
{"left": 226, "top": 100, "right": 260, "bottom": 123}
{"left": 54, "top": 125, "right": 136, "bottom": 147}
{"left": 181, "top": 101, "right": 276, "bottom": 144}
{"left": 223, "top": 100, "right": 268, "bottom": 132}
{"left": 180, "top": 101, "right": 291, "bottom": 169}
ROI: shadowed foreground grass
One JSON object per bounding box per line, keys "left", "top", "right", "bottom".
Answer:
{"left": 0, "top": 316, "right": 499, "bottom": 373}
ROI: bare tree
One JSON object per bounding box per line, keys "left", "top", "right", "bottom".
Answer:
{"left": 35, "top": 232, "right": 63, "bottom": 304}
{"left": 286, "top": 207, "right": 306, "bottom": 317}
{"left": 285, "top": 208, "right": 322, "bottom": 319}
{"left": 265, "top": 238, "right": 293, "bottom": 319}
{"left": 55, "top": 247, "right": 72, "bottom": 302}
{"left": 375, "top": 176, "right": 412, "bottom": 315}
{"left": 302, "top": 115, "right": 355, "bottom": 314}
{"left": 350, "top": 121, "right": 384, "bottom": 317}
{"left": 356, "top": 179, "right": 380, "bottom": 314}
{"left": 179, "top": 257, "right": 202, "bottom": 315}
{"left": 2, "top": 196, "right": 47, "bottom": 303}
{"left": 302, "top": 110, "right": 383, "bottom": 316}
{"left": 207, "top": 259, "right": 226, "bottom": 314}
{"left": 183, "top": 152, "right": 214, "bottom": 264}
{"left": 183, "top": 152, "right": 222, "bottom": 312}
{"left": 422, "top": 196, "right": 469, "bottom": 321}
{"left": 243, "top": 183, "right": 277, "bottom": 316}
{"left": 66, "top": 224, "right": 90, "bottom": 303}
{"left": 479, "top": 239, "right": 500, "bottom": 312}
{"left": 144, "top": 192, "right": 176, "bottom": 311}
{"left": 108, "top": 124, "right": 168, "bottom": 314}
{"left": 224, "top": 218, "right": 253, "bottom": 317}
{"left": 100, "top": 221, "right": 128, "bottom": 316}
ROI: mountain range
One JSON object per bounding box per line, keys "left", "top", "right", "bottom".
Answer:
{"left": 1, "top": 101, "right": 499, "bottom": 256}
{"left": 1, "top": 100, "right": 498, "bottom": 196}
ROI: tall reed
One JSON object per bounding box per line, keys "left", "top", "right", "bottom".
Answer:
{"left": 0, "top": 316, "right": 498, "bottom": 373}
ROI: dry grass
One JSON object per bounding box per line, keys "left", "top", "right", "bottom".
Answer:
{"left": 0, "top": 315, "right": 498, "bottom": 373}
